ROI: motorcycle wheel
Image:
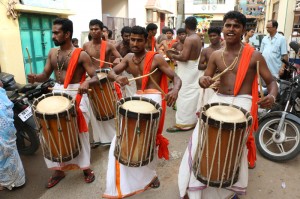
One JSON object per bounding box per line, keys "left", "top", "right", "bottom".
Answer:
{"left": 16, "top": 125, "right": 39, "bottom": 155}
{"left": 256, "top": 116, "right": 300, "bottom": 162}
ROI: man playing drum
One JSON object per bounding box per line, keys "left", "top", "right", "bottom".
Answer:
{"left": 27, "top": 18, "right": 98, "bottom": 188}
{"left": 178, "top": 11, "right": 278, "bottom": 199}
{"left": 103, "top": 25, "right": 181, "bottom": 198}
{"left": 166, "top": 16, "right": 202, "bottom": 133}
{"left": 83, "top": 19, "right": 122, "bottom": 147}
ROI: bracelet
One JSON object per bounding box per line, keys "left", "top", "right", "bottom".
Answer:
{"left": 268, "top": 94, "right": 276, "bottom": 103}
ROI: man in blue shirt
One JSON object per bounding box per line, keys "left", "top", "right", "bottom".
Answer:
{"left": 260, "top": 20, "right": 288, "bottom": 78}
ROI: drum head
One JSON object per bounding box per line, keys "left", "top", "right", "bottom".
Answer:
{"left": 122, "top": 100, "right": 158, "bottom": 114}
{"left": 205, "top": 105, "right": 246, "bottom": 123}
{"left": 36, "top": 96, "right": 72, "bottom": 114}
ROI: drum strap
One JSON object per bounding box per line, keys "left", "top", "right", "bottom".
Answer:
{"left": 233, "top": 43, "right": 257, "bottom": 168}
{"left": 64, "top": 48, "right": 88, "bottom": 133}
{"left": 142, "top": 51, "right": 170, "bottom": 160}
{"left": 151, "top": 37, "right": 156, "bottom": 51}
{"left": 99, "top": 40, "right": 107, "bottom": 68}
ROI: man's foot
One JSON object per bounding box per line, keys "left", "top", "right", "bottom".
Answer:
{"left": 46, "top": 171, "right": 65, "bottom": 188}
{"left": 0, "top": 186, "right": 5, "bottom": 191}
{"left": 90, "top": 142, "right": 100, "bottom": 149}
{"left": 83, "top": 169, "right": 95, "bottom": 183}
{"left": 150, "top": 177, "right": 160, "bottom": 189}
{"left": 166, "top": 126, "right": 194, "bottom": 133}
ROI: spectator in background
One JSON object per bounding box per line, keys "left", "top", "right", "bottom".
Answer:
{"left": 0, "top": 81, "right": 26, "bottom": 191}
{"left": 260, "top": 20, "right": 288, "bottom": 78}
{"left": 146, "top": 23, "right": 158, "bottom": 51}
{"left": 72, "top": 38, "right": 79, "bottom": 48}
{"left": 242, "top": 28, "right": 255, "bottom": 45}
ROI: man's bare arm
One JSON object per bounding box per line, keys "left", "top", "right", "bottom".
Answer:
{"left": 80, "top": 51, "right": 98, "bottom": 86}
{"left": 108, "top": 43, "right": 122, "bottom": 58}
{"left": 27, "top": 49, "right": 55, "bottom": 83}
{"left": 108, "top": 55, "right": 129, "bottom": 82}
{"left": 171, "top": 37, "right": 192, "bottom": 61}
{"left": 199, "top": 51, "right": 218, "bottom": 88}
{"left": 198, "top": 49, "right": 207, "bottom": 70}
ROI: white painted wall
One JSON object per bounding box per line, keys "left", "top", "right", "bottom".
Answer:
{"left": 128, "top": 0, "right": 147, "bottom": 26}
{"left": 102, "top": 0, "right": 128, "bottom": 17}
{"left": 66, "top": 0, "right": 103, "bottom": 47}
{"left": 184, "top": 0, "right": 235, "bottom": 15}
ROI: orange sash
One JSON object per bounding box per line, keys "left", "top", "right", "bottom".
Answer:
{"left": 151, "top": 37, "right": 156, "bottom": 51}
{"left": 233, "top": 43, "right": 257, "bottom": 168}
{"left": 99, "top": 40, "right": 122, "bottom": 99}
{"left": 167, "top": 39, "right": 177, "bottom": 49}
{"left": 141, "top": 51, "right": 169, "bottom": 160}
{"left": 99, "top": 40, "right": 107, "bottom": 68}
{"left": 64, "top": 48, "right": 88, "bottom": 133}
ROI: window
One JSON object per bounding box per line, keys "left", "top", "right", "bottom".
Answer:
{"left": 272, "top": 2, "right": 279, "bottom": 21}
{"left": 146, "top": 9, "right": 158, "bottom": 22}
{"left": 193, "top": 0, "right": 225, "bottom": 4}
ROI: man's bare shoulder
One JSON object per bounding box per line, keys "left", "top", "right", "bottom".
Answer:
{"left": 82, "top": 41, "right": 92, "bottom": 49}
{"left": 48, "top": 48, "right": 58, "bottom": 56}
{"left": 123, "top": 52, "right": 133, "bottom": 60}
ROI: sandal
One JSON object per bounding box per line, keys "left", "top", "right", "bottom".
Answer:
{"left": 83, "top": 170, "right": 95, "bottom": 183}
{"left": 150, "top": 177, "right": 160, "bottom": 189}
{"left": 46, "top": 174, "right": 65, "bottom": 188}
{"left": 166, "top": 126, "right": 194, "bottom": 133}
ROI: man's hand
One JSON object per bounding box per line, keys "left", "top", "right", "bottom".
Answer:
{"left": 27, "top": 73, "right": 37, "bottom": 84}
{"left": 258, "top": 94, "right": 276, "bottom": 109}
{"left": 199, "top": 76, "right": 214, "bottom": 88}
{"left": 115, "top": 75, "right": 129, "bottom": 87}
{"left": 78, "top": 81, "right": 89, "bottom": 94}
{"left": 164, "top": 89, "right": 178, "bottom": 107}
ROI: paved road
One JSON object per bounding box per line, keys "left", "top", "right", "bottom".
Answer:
{"left": 1, "top": 107, "right": 300, "bottom": 199}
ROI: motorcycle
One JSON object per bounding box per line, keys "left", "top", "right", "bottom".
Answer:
{"left": 0, "top": 72, "right": 55, "bottom": 155}
{"left": 255, "top": 54, "right": 300, "bottom": 162}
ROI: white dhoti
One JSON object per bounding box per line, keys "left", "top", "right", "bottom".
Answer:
{"left": 178, "top": 93, "right": 252, "bottom": 199}
{"left": 90, "top": 113, "right": 116, "bottom": 144}
{"left": 176, "top": 59, "right": 201, "bottom": 129}
{"left": 44, "top": 83, "right": 91, "bottom": 170}
{"left": 122, "top": 71, "right": 137, "bottom": 97}
{"left": 103, "top": 90, "right": 162, "bottom": 198}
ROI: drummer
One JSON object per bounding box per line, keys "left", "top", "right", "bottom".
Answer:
{"left": 103, "top": 25, "right": 182, "bottom": 198}
{"left": 27, "top": 18, "right": 99, "bottom": 188}
{"left": 178, "top": 11, "right": 278, "bottom": 199}
{"left": 82, "top": 19, "right": 122, "bottom": 148}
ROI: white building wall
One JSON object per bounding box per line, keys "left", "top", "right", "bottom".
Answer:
{"left": 66, "top": 0, "right": 103, "bottom": 46}
{"left": 184, "top": 0, "right": 235, "bottom": 15}
{"left": 128, "top": 0, "right": 147, "bottom": 26}
{"left": 102, "top": 0, "right": 128, "bottom": 17}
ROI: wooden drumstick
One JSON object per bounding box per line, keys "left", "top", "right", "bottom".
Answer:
{"left": 91, "top": 56, "right": 114, "bottom": 65}
{"left": 149, "top": 75, "right": 166, "bottom": 96}
{"left": 26, "top": 47, "right": 33, "bottom": 74}
{"left": 257, "top": 61, "right": 264, "bottom": 99}
{"left": 48, "top": 87, "right": 92, "bottom": 92}
{"left": 128, "top": 68, "right": 158, "bottom": 82}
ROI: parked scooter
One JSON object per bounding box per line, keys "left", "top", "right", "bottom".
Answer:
{"left": 0, "top": 72, "right": 55, "bottom": 155}
{"left": 255, "top": 47, "right": 300, "bottom": 162}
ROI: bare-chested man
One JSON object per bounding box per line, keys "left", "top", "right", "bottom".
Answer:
{"left": 198, "top": 27, "right": 222, "bottom": 70}
{"left": 145, "top": 23, "right": 158, "bottom": 51}
{"left": 103, "top": 25, "right": 181, "bottom": 198}
{"left": 82, "top": 19, "right": 121, "bottom": 147}
{"left": 171, "top": 28, "right": 187, "bottom": 52}
{"left": 166, "top": 16, "right": 202, "bottom": 132}
{"left": 27, "top": 18, "right": 98, "bottom": 188}
{"left": 178, "top": 11, "right": 278, "bottom": 199}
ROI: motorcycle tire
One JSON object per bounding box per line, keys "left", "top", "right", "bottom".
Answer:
{"left": 16, "top": 123, "right": 39, "bottom": 155}
{"left": 256, "top": 116, "right": 300, "bottom": 162}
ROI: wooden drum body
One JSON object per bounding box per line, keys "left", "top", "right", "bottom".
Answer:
{"left": 32, "top": 93, "right": 81, "bottom": 162}
{"left": 114, "top": 96, "right": 162, "bottom": 167}
{"left": 193, "top": 103, "right": 252, "bottom": 188}
{"left": 89, "top": 68, "right": 117, "bottom": 121}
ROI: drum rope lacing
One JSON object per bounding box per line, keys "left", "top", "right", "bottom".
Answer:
{"left": 56, "top": 48, "right": 73, "bottom": 84}
{"left": 221, "top": 43, "right": 243, "bottom": 71}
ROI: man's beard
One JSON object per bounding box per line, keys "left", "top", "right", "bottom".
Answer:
{"left": 53, "top": 40, "right": 66, "bottom": 46}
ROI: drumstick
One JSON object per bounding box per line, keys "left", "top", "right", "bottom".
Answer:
{"left": 257, "top": 61, "right": 264, "bottom": 99}
{"left": 48, "top": 87, "right": 92, "bottom": 92}
{"left": 26, "top": 47, "right": 33, "bottom": 74}
{"left": 128, "top": 68, "right": 158, "bottom": 82}
{"left": 149, "top": 75, "right": 166, "bottom": 96}
{"left": 91, "top": 57, "right": 114, "bottom": 65}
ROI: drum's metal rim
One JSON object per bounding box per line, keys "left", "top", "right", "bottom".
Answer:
{"left": 201, "top": 103, "right": 253, "bottom": 130}
{"left": 32, "top": 92, "right": 76, "bottom": 119}
{"left": 118, "top": 96, "right": 162, "bottom": 120}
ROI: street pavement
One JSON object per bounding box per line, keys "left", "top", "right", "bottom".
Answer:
{"left": 1, "top": 107, "right": 300, "bottom": 199}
